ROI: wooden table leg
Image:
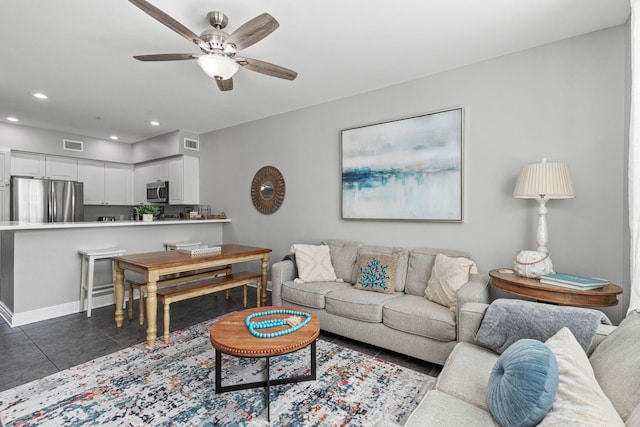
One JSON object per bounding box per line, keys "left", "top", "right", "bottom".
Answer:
{"left": 114, "top": 262, "right": 125, "bottom": 327}
{"left": 145, "top": 277, "right": 158, "bottom": 346}
{"left": 260, "top": 254, "right": 270, "bottom": 307}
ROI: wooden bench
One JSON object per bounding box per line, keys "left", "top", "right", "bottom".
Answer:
{"left": 127, "top": 265, "right": 232, "bottom": 325}
{"left": 157, "top": 271, "right": 262, "bottom": 343}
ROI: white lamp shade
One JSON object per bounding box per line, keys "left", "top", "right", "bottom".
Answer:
{"left": 513, "top": 159, "right": 575, "bottom": 199}
{"left": 197, "top": 54, "right": 239, "bottom": 80}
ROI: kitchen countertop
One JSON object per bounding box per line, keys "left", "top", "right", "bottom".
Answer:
{"left": 0, "top": 218, "right": 231, "bottom": 231}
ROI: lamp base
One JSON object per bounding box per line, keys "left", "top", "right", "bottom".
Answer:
{"left": 536, "top": 198, "right": 548, "bottom": 254}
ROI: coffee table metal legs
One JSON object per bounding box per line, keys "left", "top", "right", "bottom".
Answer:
{"left": 215, "top": 340, "right": 317, "bottom": 421}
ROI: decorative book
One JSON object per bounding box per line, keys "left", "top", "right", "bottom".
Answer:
{"left": 540, "top": 273, "right": 609, "bottom": 289}
{"left": 179, "top": 245, "right": 222, "bottom": 256}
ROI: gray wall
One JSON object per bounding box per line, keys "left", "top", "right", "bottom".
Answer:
{"left": 132, "top": 130, "right": 201, "bottom": 163}
{"left": 199, "top": 26, "right": 629, "bottom": 323}
{"left": 0, "top": 124, "right": 200, "bottom": 165}
{"left": 0, "top": 122, "right": 131, "bottom": 163}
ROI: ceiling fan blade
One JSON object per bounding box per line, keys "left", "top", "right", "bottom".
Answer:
{"left": 237, "top": 57, "right": 298, "bottom": 81}
{"left": 129, "top": 0, "right": 203, "bottom": 45}
{"left": 134, "top": 53, "right": 197, "bottom": 61}
{"left": 225, "top": 13, "right": 279, "bottom": 51}
{"left": 216, "top": 78, "right": 234, "bottom": 91}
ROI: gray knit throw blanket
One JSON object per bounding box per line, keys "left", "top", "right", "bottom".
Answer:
{"left": 475, "top": 298, "right": 611, "bottom": 353}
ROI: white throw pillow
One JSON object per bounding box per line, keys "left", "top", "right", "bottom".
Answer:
{"left": 424, "top": 253, "right": 477, "bottom": 313}
{"left": 539, "top": 327, "right": 624, "bottom": 426}
{"left": 290, "top": 244, "right": 340, "bottom": 283}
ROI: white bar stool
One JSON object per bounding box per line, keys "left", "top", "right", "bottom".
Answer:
{"left": 163, "top": 240, "right": 202, "bottom": 251}
{"left": 79, "top": 247, "right": 126, "bottom": 317}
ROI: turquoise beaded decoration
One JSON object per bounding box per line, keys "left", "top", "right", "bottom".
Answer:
{"left": 245, "top": 309, "right": 312, "bottom": 338}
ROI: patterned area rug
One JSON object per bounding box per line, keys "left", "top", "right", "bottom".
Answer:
{"left": 0, "top": 317, "right": 435, "bottom": 426}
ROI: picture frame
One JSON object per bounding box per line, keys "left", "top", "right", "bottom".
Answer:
{"left": 183, "top": 206, "right": 195, "bottom": 216}
{"left": 341, "top": 107, "right": 463, "bottom": 221}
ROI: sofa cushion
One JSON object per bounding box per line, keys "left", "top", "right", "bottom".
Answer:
{"left": 354, "top": 253, "right": 398, "bottom": 294}
{"left": 487, "top": 339, "right": 558, "bottom": 427}
{"left": 290, "top": 244, "right": 339, "bottom": 283}
{"left": 356, "top": 246, "right": 409, "bottom": 292}
{"left": 539, "top": 327, "right": 624, "bottom": 426}
{"left": 322, "top": 239, "right": 361, "bottom": 282}
{"left": 383, "top": 294, "right": 456, "bottom": 342}
{"left": 589, "top": 310, "right": 640, "bottom": 422}
{"left": 281, "top": 280, "right": 352, "bottom": 309}
{"left": 405, "top": 248, "right": 472, "bottom": 297}
{"left": 435, "top": 342, "right": 499, "bottom": 411}
{"left": 325, "top": 287, "right": 401, "bottom": 323}
{"left": 425, "top": 253, "right": 477, "bottom": 313}
{"left": 405, "top": 390, "right": 499, "bottom": 427}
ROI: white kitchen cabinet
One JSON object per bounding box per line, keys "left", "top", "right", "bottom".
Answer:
{"left": 11, "top": 152, "right": 77, "bottom": 180}
{"left": 0, "top": 147, "right": 10, "bottom": 221}
{"left": 146, "top": 161, "right": 169, "bottom": 182}
{"left": 46, "top": 157, "right": 78, "bottom": 180}
{"left": 77, "top": 159, "right": 104, "bottom": 204}
{"left": 0, "top": 185, "right": 8, "bottom": 221}
{"left": 104, "top": 163, "right": 133, "bottom": 205}
{"left": 78, "top": 159, "right": 132, "bottom": 205}
{"left": 169, "top": 156, "right": 199, "bottom": 205}
{"left": 134, "top": 165, "right": 146, "bottom": 204}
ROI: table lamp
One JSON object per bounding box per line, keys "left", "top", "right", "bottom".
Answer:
{"left": 513, "top": 158, "right": 575, "bottom": 254}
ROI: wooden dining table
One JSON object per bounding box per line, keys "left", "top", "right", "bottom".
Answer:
{"left": 113, "top": 244, "right": 272, "bottom": 346}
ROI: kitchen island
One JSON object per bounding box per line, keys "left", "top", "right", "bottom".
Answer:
{"left": 0, "top": 219, "right": 231, "bottom": 326}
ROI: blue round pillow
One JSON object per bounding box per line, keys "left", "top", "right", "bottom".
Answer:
{"left": 486, "top": 339, "right": 559, "bottom": 427}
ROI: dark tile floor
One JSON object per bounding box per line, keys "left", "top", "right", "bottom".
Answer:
{"left": 0, "top": 287, "right": 441, "bottom": 392}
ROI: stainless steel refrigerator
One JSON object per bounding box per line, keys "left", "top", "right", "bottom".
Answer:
{"left": 11, "top": 177, "right": 84, "bottom": 223}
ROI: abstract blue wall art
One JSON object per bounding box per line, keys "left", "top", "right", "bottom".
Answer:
{"left": 341, "top": 108, "right": 463, "bottom": 221}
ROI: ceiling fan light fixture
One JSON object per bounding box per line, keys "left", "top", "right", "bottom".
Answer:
{"left": 197, "top": 54, "right": 239, "bottom": 80}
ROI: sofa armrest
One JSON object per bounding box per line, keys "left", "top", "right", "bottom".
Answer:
{"left": 458, "top": 302, "right": 490, "bottom": 343}
{"left": 455, "top": 272, "right": 490, "bottom": 339}
{"left": 270, "top": 259, "right": 297, "bottom": 306}
{"left": 457, "top": 300, "right": 617, "bottom": 353}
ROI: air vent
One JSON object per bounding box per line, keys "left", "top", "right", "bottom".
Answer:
{"left": 63, "top": 139, "right": 83, "bottom": 152}
{"left": 184, "top": 138, "right": 199, "bottom": 151}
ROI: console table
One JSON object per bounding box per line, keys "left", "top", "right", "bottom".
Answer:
{"left": 113, "top": 244, "right": 271, "bottom": 346}
{"left": 489, "top": 269, "right": 622, "bottom": 307}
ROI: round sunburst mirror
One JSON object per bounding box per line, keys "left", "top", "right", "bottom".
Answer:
{"left": 251, "top": 166, "right": 285, "bottom": 214}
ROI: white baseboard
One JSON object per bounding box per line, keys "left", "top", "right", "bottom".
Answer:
{"left": 1, "top": 291, "right": 132, "bottom": 327}
{"left": 0, "top": 301, "right": 13, "bottom": 327}
{"left": 0, "top": 281, "right": 272, "bottom": 328}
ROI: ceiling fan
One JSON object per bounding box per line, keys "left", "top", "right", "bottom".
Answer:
{"left": 129, "top": 0, "right": 298, "bottom": 91}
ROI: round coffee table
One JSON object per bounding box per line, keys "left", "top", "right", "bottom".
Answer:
{"left": 209, "top": 306, "right": 320, "bottom": 421}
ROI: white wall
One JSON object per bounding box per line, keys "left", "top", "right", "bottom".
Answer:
{"left": 199, "top": 26, "right": 629, "bottom": 323}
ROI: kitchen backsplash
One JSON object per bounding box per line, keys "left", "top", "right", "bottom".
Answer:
{"left": 83, "top": 205, "right": 187, "bottom": 221}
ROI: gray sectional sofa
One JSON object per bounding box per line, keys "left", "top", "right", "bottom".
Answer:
{"left": 271, "top": 240, "right": 490, "bottom": 365}
{"left": 405, "top": 302, "right": 640, "bottom": 426}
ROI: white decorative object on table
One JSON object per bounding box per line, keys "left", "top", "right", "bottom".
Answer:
{"left": 514, "top": 250, "right": 555, "bottom": 278}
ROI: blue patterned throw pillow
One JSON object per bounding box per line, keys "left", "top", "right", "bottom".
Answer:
{"left": 354, "top": 254, "right": 398, "bottom": 294}
{"left": 487, "top": 339, "right": 559, "bottom": 427}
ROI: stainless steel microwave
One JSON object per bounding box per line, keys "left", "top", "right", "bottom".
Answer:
{"left": 146, "top": 181, "right": 169, "bottom": 203}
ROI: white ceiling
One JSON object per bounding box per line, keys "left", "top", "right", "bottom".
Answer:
{"left": 0, "top": 0, "right": 630, "bottom": 143}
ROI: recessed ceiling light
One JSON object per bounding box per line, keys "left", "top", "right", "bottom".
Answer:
{"left": 110, "top": 135, "right": 119, "bottom": 140}
{"left": 150, "top": 121, "right": 160, "bottom": 126}
{"left": 6, "top": 117, "right": 19, "bottom": 122}
{"left": 32, "top": 92, "right": 48, "bottom": 100}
